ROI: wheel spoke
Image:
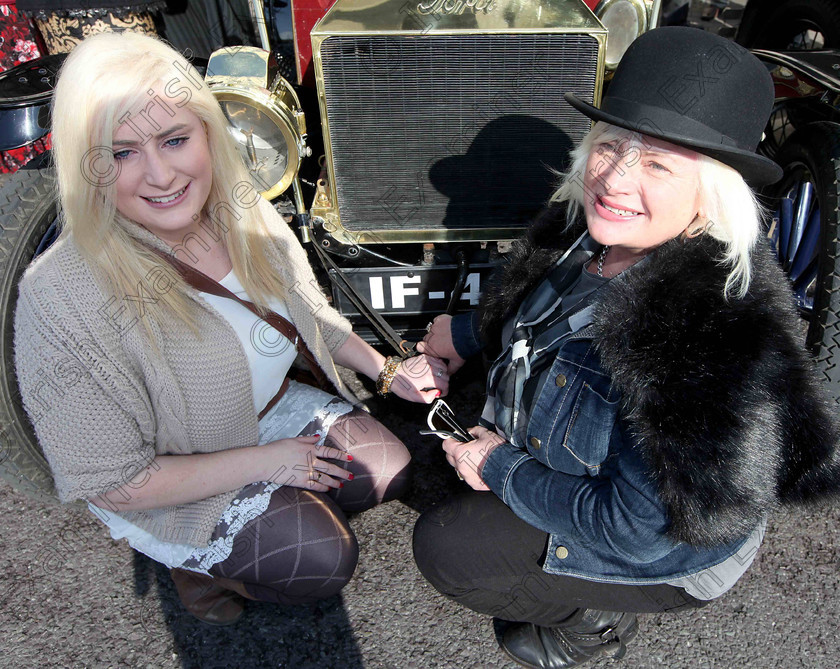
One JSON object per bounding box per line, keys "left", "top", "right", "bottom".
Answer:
{"left": 34, "top": 219, "right": 59, "bottom": 257}
{"left": 781, "top": 117, "right": 790, "bottom": 145}
{"left": 789, "top": 203, "right": 821, "bottom": 283}
{"left": 791, "top": 261, "right": 817, "bottom": 311}
{"left": 786, "top": 180, "right": 815, "bottom": 269}
{"left": 767, "top": 162, "right": 819, "bottom": 317}
{"left": 778, "top": 195, "right": 793, "bottom": 262}
{"left": 769, "top": 205, "right": 782, "bottom": 251}
{"left": 787, "top": 25, "right": 826, "bottom": 51}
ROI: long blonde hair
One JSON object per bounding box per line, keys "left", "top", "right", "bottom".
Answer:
{"left": 52, "top": 31, "right": 288, "bottom": 334}
{"left": 551, "top": 122, "right": 764, "bottom": 299}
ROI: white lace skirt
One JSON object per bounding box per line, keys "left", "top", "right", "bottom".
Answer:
{"left": 88, "top": 380, "right": 354, "bottom": 571}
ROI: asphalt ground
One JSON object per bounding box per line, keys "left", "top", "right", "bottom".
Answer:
{"left": 2, "top": 361, "right": 839, "bottom": 669}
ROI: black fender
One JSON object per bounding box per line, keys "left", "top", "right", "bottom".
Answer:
{"left": 753, "top": 49, "right": 840, "bottom": 109}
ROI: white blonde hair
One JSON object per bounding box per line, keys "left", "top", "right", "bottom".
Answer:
{"left": 52, "top": 31, "right": 288, "bottom": 334}
{"left": 551, "top": 122, "right": 764, "bottom": 299}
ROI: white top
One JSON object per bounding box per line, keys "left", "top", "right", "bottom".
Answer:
{"left": 198, "top": 269, "right": 298, "bottom": 413}
{"left": 666, "top": 517, "right": 766, "bottom": 600}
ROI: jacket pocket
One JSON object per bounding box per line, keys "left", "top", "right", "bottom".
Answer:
{"left": 553, "top": 381, "right": 619, "bottom": 476}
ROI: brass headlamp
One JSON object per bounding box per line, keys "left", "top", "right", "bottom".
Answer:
{"left": 594, "top": 0, "right": 662, "bottom": 70}
{"left": 205, "top": 47, "right": 310, "bottom": 202}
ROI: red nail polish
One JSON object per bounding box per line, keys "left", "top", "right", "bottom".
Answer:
{"left": 435, "top": 390, "right": 442, "bottom": 398}
{"left": 349, "top": 473, "right": 355, "bottom": 480}
{"left": 339, "top": 483, "right": 344, "bottom": 488}
{"left": 347, "top": 455, "right": 353, "bottom": 461}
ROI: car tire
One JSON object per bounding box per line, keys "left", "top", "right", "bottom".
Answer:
{"left": 737, "top": 0, "right": 840, "bottom": 50}
{"left": 766, "top": 122, "right": 840, "bottom": 403}
{"left": 0, "top": 167, "right": 60, "bottom": 501}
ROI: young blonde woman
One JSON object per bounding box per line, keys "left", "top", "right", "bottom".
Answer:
{"left": 14, "top": 31, "right": 449, "bottom": 625}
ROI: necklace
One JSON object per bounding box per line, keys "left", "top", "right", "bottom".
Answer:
{"left": 597, "top": 245, "right": 610, "bottom": 277}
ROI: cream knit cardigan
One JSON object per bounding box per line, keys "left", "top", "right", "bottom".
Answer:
{"left": 14, "top": 198, "right": 355, "bottom": 547}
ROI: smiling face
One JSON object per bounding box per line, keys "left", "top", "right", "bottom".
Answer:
{"left": 582, "top": 132, "right": 703, "bottom": 259}
{"left": 111, "top": 95, "right": 212, "bottom": 246}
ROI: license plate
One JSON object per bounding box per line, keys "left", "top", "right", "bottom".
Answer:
{"left": 329, "top": 264, "right": 498, "bottom": 316}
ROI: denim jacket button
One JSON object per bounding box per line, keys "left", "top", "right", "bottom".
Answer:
{"left": 529, "top": 436, "right": 541, "bottom": 449}
{"left": 555, "top": 546, "right": 569, "bottom": 559}
{"left": 555, "top": 374, "right": 567, "bottom": 387}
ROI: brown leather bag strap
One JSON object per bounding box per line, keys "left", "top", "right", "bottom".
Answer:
{"left": 148, "top": 247, "right": 330, "bottom": 394}
{"left": 258, "top": 376, "right": 290, "bottom": 420}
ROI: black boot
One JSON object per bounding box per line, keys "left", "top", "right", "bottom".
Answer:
{"left": 499, "top": 608, "right": 639, "bottom": 669}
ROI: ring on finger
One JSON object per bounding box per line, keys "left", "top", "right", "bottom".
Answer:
{"left": 436, "top": 369, "right": 443, "bottom": 378}
{"left": 312, "top": 471, "right": 322, "bottom": 482}
{"left": 426, "top": 321, "right": 433, "bottom": 333}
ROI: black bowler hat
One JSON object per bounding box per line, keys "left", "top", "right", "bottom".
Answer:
{"left": 565, "top": 26, "right": 782, "bottom": 185}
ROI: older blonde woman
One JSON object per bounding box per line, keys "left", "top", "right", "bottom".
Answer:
{"left": 14, "top": 31, "right": 449, "bottom": 625}
{"left": 414, "top": 27, "right": 840, "bottom": 668}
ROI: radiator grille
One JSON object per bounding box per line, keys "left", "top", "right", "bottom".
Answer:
{"left": 320, "top": 34, "right": 599, "bottom": 234}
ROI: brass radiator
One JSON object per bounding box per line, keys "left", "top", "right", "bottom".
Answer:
{"left": 311, "top": 0, "right": 606, "bottom": 243}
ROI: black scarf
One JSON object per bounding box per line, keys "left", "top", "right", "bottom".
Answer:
{"left": 479, "top": 208, "right": 840, "bottom": 546}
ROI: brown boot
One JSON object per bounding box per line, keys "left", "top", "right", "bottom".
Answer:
{"left": 212, "top": 575, "right": 258, "bottom": 600}
{"left": 169, "top": 568, "right": 245, "bottom": 626}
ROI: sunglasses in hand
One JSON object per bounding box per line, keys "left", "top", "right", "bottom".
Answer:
{"left": 419, "top": 398, "right": 474, "bottom": 442}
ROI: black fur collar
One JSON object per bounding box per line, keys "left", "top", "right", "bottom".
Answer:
{"left": 481, "top": 213, "right": 840, "bottom": 546}
{"left": 479, "top": 202, "right": 580, "bottom": 339}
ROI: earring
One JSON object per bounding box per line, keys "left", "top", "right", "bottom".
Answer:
{"left": 682, "top": 214, "right": 711, "bottom": 240}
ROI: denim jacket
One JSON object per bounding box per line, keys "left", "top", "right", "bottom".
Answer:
{"left": 479, "top": 333, "right": 749, "bottom": 584}
{"left": 453, "top": 237, "right": 750, "bottom": 584}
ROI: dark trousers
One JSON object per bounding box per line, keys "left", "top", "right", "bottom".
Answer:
{"left": 412, "top": 491, "right": 707, "bottom": 627}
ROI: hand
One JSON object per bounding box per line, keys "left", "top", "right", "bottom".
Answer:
{"left": 259, "top": 435, "right": 354, "bottom": 492}
{"left": 441, "top": 426, "right": 505, "bottom": 491}
{"left": 416, "top": 315, "right": 466, "bottom": 375}
{"left": 390, "top": 353, "right": 449, "bottom": 403}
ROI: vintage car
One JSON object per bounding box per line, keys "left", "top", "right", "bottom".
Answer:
{"left": 0, "top": 0, "right": 660, "bottom": 498}
{"left": 1, "top": 0, "right": 839, "bottom": 500}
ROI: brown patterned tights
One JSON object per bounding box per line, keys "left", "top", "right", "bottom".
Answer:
{"left": 207, "top": 410, "right": 410, "bottom": 605}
